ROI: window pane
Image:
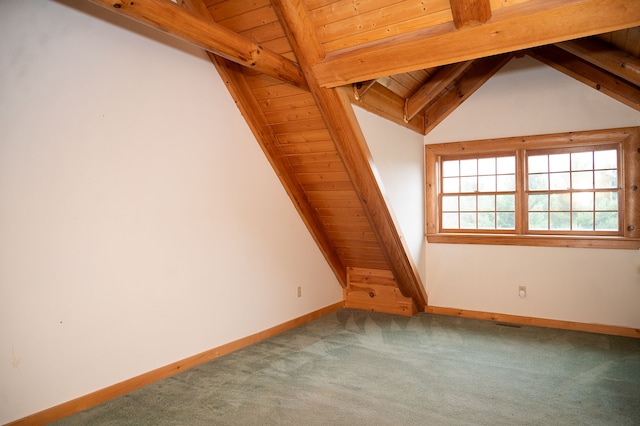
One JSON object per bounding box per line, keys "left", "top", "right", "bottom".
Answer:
{"left": 478, "top": 158, "right": 496, "bottom": 175}
{"left": 549, "top": 153, "right": 570, "bottom": 172}
{"left": 550, "top": 212, "right": 570, "bottom": 230}
{"left": 460, "top": 196, "right": 476, "bottom": 211}
{"left": 442, "top": 213, "right": 458, "bottom": 228}
{"left": 529, "top": 194, "right": 548, "bottom": 211}
{"left": 595, "top": 212, "right": 618, "bottom": 231}
{"left": 572, "top": 212, "right": 594, "bottom": 230}
{"left": 594, "top": 150, "right": 617, "bottom": 170}
{"left": 496, "top": 175, "right": 515, "bottom": 191}
{"left": 497, "top": 156, "right": 515, "bottom": 174}
{"left": 550, "top": 193, "right": 570, "bottom": 211}
{"left": 478, "top": 212, "right": 495, "bottom": 229}
{"left": 595, "top": 192, "right": 618, "bottom": 211}
{"left": 496, "top": 212, "right": 515, "bottom": 229}
{"left": 571, "top": 151, "right": 593, "bottom": 171}
{"left": 478, "top": 195, "right": 495, "bottom": 211}
{"left": 478, "top": 176, "right": 496, "bottom": 192}
{"left": 460, "top": 213, "right": 476, "bottom": 229}
{"left": 529, "top": 212, "right": 548, "bottom": 230}
{"left": 572, "top": 171, "right": 593, "bottom": 189}
{"left": 442, "top": 160, "right": 459, "bottom": 177}
{"left": 528, "top": 155, "right": 548, "bottom": 173}
{"left": 549, "top": 172, "right": 570, "bottom": 190}
{"left": 443, "top": 177, "right": 459, "bottom": 193}
{"left": 529, "top": 174, "right": 548, "bottom": 190}
{"left": 496, "top": 194, "right": 515, "bottom": 211}
{"left": 442, "top": 196, "right": 458, "bottom": 211}
{"left": 594, "top": 170, "right": 617, "bottom": 189}
{"left": 460, "top": 159, "right": 477, "bottom": 176}
{"left": 572, "top": 192, "right": 594, "bottom": 211}
{"left": 460, "top": 176, "right": 477, "bottom": 192}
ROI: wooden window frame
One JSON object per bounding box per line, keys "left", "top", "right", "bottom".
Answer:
{"left": 425, "top": 127, "right": 640, "bottom": 249}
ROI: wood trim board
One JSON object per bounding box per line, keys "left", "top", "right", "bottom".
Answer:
{"left": 7, "top": 302, "right": 345, "bottom": 426}
{"left": 425, "top": 306, "right": 640, "bottom": 338}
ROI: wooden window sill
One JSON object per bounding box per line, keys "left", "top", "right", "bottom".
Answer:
{"left": 426, "top": 233, "right": 640, "bottom": 250}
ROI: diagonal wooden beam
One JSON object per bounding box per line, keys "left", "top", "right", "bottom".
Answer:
{"left": 313, "top": 0, "right": 640, "bottom": 88}
{"left": 178, "top": 0, "right": 347, "bottom": 286}
{"left": 404, "top": 60, "right": 474, "bottom": 123}
{"left": 352, "top": 80, "right": 378, "bottom": 101}
{"left": 272, "top": 0, "right": 428, "bottom": 310}
{"left": 86, "top": 0, "right": 307, "bottom": 89}
{"left": 529, "top": 45, "right": 640, "bottom": 112}
{"left": 450, "top": 0, "right": 492, "bottom": 29}
{"left": 423, "top": 54, "right": 513, "bottom": 134}
{"left": 555, "top": 37, "right": 640, "bottom": 87}
{"left": 349, "top": 83, "right": 427, "bottom": 134}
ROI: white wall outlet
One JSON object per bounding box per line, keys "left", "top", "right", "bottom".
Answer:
{"left": 519, "top": 286, "right": 526, "bottom": 299}
{"left": 297, "top": 286, "right": 302, "bottom": 297}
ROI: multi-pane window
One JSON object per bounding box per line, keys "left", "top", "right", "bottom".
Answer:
{"left": 441, "top": 156, "right": 516, "bottom": 231}
{"left": 526, "top": 146, "right": 620, "bottom": 234}
{"left": 425, "top": 127, "right": 640, "bottom": 249}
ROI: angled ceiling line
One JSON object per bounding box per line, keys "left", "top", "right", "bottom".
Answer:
{"left": 529, "top": 45, "right": 640, "bottom": 112}
{"left": 86, "top": 0, "right": 308, "bottom": 89}
{"left": 556, "top": 38, "right": 640, "bottom": 86}
{"left": 404, "top": 60, "right": 474, "bottom": 123}
{"left": 422, "top": 53, "right": 515, "bottom": 134}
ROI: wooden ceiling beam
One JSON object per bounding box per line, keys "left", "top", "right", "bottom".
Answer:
{"left": 529, "top": 45, "right": 640, "bottom": 112}
{"left": 86, "top": 0, "right": 307, "bottom": 89}
{"left": 272, "top": 0, "right": 428, "bottom": 310}
{"left": 450, "top": 0, "right": 492, "bottom": 29}
{"left": 350, "top": 84, "right": 426, "bottom": 134}
{"left": 404, "top": 60, "right": 474, "bottom": 123}
{"left": 556, "top": 37, "right": 640, "bottom": 86}
{"left": 313, "top": 0, "right": 640, "bottom": 88}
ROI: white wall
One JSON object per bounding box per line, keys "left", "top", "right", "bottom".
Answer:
{"left": 0, "top": 1, "right": 342, "bottom": 423}
{"left": 354, "top": 107, "right": 427, "bottom": 284}
{"left": 425, "top": 56, "right": 640, "bottom": 328}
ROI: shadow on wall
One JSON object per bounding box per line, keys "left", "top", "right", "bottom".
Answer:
{"left": 52, "top": 0, "right": 206, "bottom": 60}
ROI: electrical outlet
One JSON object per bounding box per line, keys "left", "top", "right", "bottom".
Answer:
{"left": 297, "top": 286, "right": 302, "bottom": 297}
{"left": 519, "top": 286, "right": 526, "bottom": 299}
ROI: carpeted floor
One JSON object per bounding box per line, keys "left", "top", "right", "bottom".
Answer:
{"left": 51, "top": 309, "right": 640, "bottom": 425}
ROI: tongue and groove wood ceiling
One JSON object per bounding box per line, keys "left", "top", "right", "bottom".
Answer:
{"left": 88, "top": 0, "right": 640, "bottom": 315}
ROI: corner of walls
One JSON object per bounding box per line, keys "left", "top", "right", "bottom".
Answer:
{"left": 353, "top": 107, "right": 427, "bottom": 284}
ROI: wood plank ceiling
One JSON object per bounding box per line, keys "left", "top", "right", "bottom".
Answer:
{"left": 87, "top": 0, "right": 640, "bottom": 315}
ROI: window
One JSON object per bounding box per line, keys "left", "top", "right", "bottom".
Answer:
{"left": 441, "top": 155, "right": 516, "bottom": 231}
{"left": 425, "top": 127, "right": 640, "bottom": 249}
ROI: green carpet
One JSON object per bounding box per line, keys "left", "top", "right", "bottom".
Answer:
{"left": 51, "top": 309, "right": 640, "bottom": 425}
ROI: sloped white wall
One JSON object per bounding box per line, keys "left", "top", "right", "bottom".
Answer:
{"left": 0, "top": 1, "right": 342, "bottom": 423}
{"left": 354, "top": 107, "right": 426, "bottom": 284}
{"left": 425, "top": 56, "right": 640, "bottom": 328}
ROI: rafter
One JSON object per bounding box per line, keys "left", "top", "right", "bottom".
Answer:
{"left": 450, "top": 0, "right": 492, "bottom": 29}
{"left": 349, "top": 84, "right": 426, "bottom": 134}
{"left": 404, "top": 60, "right": 474, "bottom": 123}
{"left": 529, "top": 45, "right": 640, "bottom": 112}
{"left": 423, "top": 54, "right": 513, "bottom": 134}
{"left": 271, "top": 0, "right": 428, "bottom": 310}
{"left": 556, "top": 37, "right": 640, "bottom": 86}
{"left": 313, "top": 0, "right": 640, "bottom": 87}
{"left": 86, "top": 0, "right": 307, "bottom": 89}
